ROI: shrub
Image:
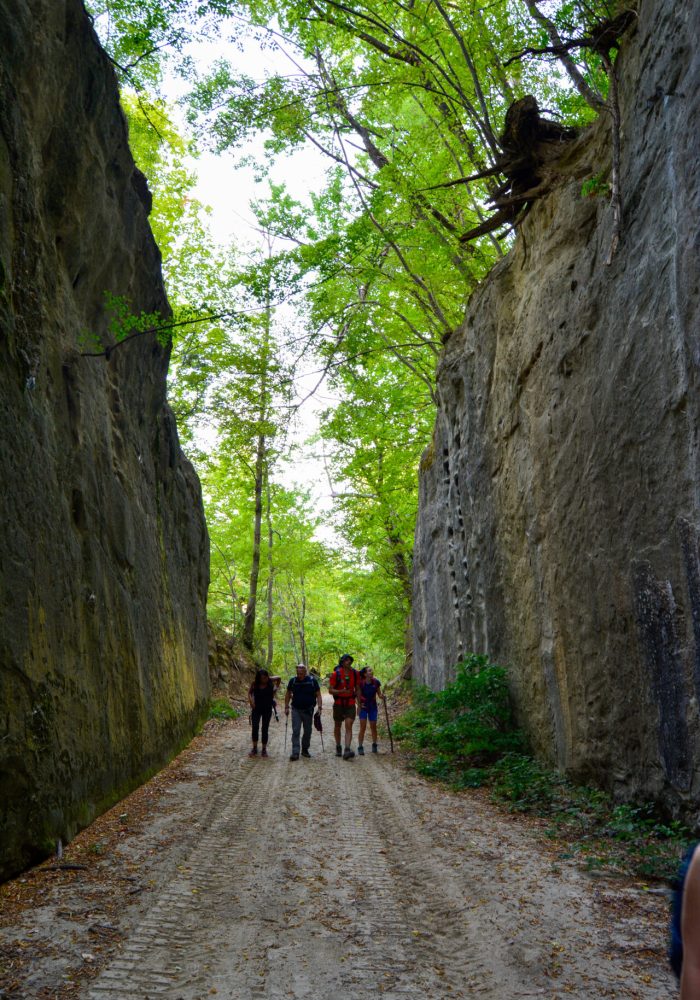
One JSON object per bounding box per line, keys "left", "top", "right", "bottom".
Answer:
{"left": 392, "top": 658, "right": 693, "bottom": 880}
{"left": 490, "top": 753, "right": 566, "bottom": 810}
{"left": 393, "top": 654, "right": 523, "bottom": 785}
{"left": 208, "top": 697, "right": 239, "bottom": 720}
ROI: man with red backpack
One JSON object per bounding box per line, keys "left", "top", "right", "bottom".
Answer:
{"left": 329, "top": 653, "right": 359, "bottom": 760}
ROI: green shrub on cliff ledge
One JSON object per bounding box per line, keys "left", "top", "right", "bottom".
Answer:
{"left": 208, "top": 698, "right": 239, "bottom": 720}
{"left": 392, "top": 654, "right": 524, "bottom": 784}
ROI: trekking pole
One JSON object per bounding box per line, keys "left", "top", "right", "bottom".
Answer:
{"left": 314, "top": 710, "right": 325, "bottom": 753}
{"left": 284, "top": 712, "right": 289, "bottom": 753}
{"left": 383, "top": 698, "right": 394, "bottom": 753}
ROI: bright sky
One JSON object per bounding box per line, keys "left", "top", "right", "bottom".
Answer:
{"left": 165, "top": 30, "right": 343, "bottom": 536}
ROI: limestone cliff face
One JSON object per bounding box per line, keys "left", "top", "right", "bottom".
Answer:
{"left": 0, "top": 1, "right": 210, "bottom": 879}
{"left": 413, "top": 0, "right": 700, "bottom": 812}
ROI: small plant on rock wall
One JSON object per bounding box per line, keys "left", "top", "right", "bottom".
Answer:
{"left": 208, "top": 697, "right": 239, "bottom": 720}
{"left": 580, "top": 172, "right": 611, "bottom": 198}
{"left": 78, "top": 292, "right": 232, "bottom": 360}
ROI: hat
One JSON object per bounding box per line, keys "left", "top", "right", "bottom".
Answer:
{"left": 296, "top": 662, "right": 307, "bottom": 670}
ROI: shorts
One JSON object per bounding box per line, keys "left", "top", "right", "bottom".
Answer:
{"left": 332, "top": 703, "right": 356, "bottom": 723}
{"left": 359, "top": 704, "right": 378, "bottom": 722}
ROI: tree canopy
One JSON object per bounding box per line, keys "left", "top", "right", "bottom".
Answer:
{"left": 88, "top": 0, "right": 629, "bottom": 674}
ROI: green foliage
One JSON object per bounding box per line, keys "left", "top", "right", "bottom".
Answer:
{"left": 581, "top": 172, "right": 611, "bottom": 199}
{"left": 391, "top": 659, "right": 693, "bottom": 880}
{"left": 393, "top": 654, "right": 524, "bottom": 773}
{"left": 490, "top": 752, "right": 568, "bottom": 810}
{"left": 89, "top": 1, "right": 625, "bottom": 697}
{"left": 208, "top": 697, "right": 240, "bottom": 719}
{"left": 394, "top": 673, "right": 691, "bottom": 881}
{"left": 103, "top": 292, "right": 162, "bottom": 337}
{"left": 86, "top": 0, "right": 230, "bottom": 87}
{"left": 79, "top": 292, "right": 166, "bottom": 354}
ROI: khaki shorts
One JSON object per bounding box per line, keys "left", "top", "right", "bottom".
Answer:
{"left": 333, "top": 703, "right": 356, "bottom": 723}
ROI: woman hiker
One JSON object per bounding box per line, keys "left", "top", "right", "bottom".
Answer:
{"left": 248, "top": 669, "right": 282, "bottom": 758}
{"left": 357, "top": 666, "right": 385, "bottom": 755}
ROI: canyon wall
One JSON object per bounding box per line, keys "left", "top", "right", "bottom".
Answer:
{"left": 0, "top": 0, "right": 210, "bottom": 879}
{"left": 413, "top": 0, "right": 700, "bottom": 812}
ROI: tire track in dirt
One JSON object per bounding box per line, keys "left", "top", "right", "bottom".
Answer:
{"left": 79, "top": 704, "right": 674, "bottom": 999}
{"left": 352, "top": 758, "right": 512, "bottom": 998}
{"left": 360, "top": 756, "right": 670, "bottom": 998}
{"left": 87, "top": 740, "right": 285, "bottom": 998}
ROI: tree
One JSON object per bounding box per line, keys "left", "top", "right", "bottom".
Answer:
{"left": 89, "top": 0, "right": 631, "bottom": 680}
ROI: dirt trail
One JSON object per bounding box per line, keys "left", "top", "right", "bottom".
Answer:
{"left": 1, "top": 698, "right": 676, "bottom": 999}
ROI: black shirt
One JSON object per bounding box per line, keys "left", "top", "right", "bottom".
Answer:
{"left": 250, "top": 682, "right": 275, "bottom": 712}
{"left": 287, "top": 674, "right": 320, "bottom": 710}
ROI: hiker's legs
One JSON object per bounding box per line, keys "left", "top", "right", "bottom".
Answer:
{"left": 344, "top": 715, "right": 354, "bottom": 749}
{"left": 251, "top": 707, "right": 262, "bottom": 746}
{"left": 358, "top": 718, "right": 367, "bottom": 746}
{"left": 291, "top": 708, "right": 303, "bottom": 756}
{"left": 333, "top": 703, "right": 343, "bottom": 748}
{"left": 261, "top": 709, "right": 272, "bottom": 747}
{"left": 300, "top": 709, "right": 313, "bottom": 751}
{"left": 364, "top": 704, "right": 378, "bottom": 747}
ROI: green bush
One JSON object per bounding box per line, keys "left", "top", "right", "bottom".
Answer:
{"left": 392, "top": 657, "right": 693, "bottom": 880}
{"left": 490, "top": 752, "right": 565, "bottom": 810}
{"left": 393, "top": 654, "right": 523, "bottom": 785}
{"left": 208, "top": 697, "right": 240, "bottom": 720}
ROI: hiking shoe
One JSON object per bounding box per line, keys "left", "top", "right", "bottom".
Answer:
{"left": 343, "top": 748, "right": 355, "bottom": 760}
{"left": 261, "top": 748, "right": 268, "bottom": 758}
{"left": 336, "top": 745, "right": 343, "bottom": 757}
{"left": 357, "top": 745, "right": 365, "bottom": 755}
{"left": 371, "top": 743, "right": 378, "bottom": 753}
{"left": 248, "top": 748, "right": 258, "bottom": 757}
{"left": 289, "top": 754, "right": 299, "bottom": 761}
{"left": 301, "top": 749, "right": 311, "bottom": 758}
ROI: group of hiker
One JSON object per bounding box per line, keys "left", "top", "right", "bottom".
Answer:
{"left": 248, "top": 656, "right": 700, "bottom": 996}
{"left": 246, "top": 653, "right": 386, "bottom": 762}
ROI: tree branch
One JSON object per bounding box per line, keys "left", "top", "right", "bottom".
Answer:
{"left": 521, "top": 0, "right": 606, "bottom": 112}
{"left": 80, "top": 311, "right": 236, "bottom": 359}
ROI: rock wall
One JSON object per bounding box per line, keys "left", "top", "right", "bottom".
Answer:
{"left": 0, "top": 0, "right": 210, "bottom": 880}
{"left": 413, "top": 0, "right": 700, "bottom": 813}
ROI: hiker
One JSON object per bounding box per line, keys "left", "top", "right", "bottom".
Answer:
{"left": 670, "top": 843, "right": 700, "bottom": 997}
{"left": 248, "top": 669, "right": 282, "bottom": 758}
{"left": 357, "top": 666, "right": 385, "bottom": 755}
{"left": 329, "top": 653, "right": 359, "bottom": 760}
{"left": 284, "top": 663, "right": 322, "bottom": 761}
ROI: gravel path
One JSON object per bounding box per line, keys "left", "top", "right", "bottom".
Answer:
{"left": 0, "top": 699, "right": 676, "bottom": 998}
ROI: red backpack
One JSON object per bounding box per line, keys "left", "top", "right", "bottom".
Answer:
{"left": 331, "top": 666, "right": 358, "bottom": 704}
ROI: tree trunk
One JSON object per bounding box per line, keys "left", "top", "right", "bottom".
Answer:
{"left": 299, "top": 585, "right": 308, "bottom": 665}
{"left": 265, "top": 476, "right": 274, "bottom": 669}
{"left": 242, "top": 432, "right": 265, "bottom": 651}
{"left": 385, "top": 521, "right": 414, "bottom": 677}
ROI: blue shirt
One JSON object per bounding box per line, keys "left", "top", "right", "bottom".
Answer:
{"left": 360, "top": 678, "right": 381, "bottom": 706}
